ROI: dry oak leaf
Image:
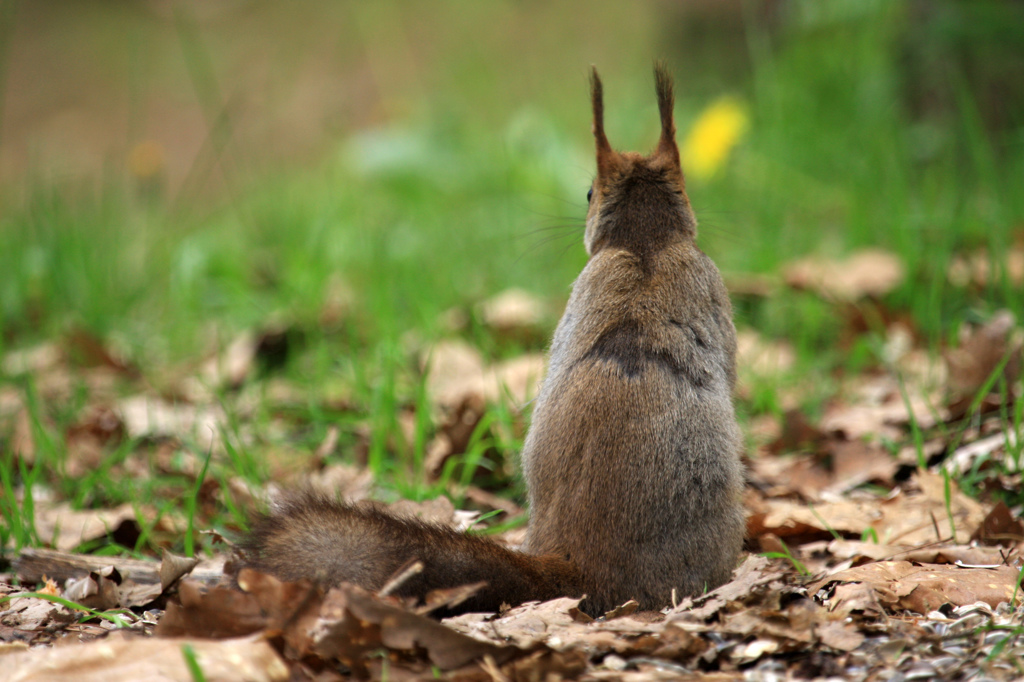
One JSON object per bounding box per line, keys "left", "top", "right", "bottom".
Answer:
{"left": 826, "top": 540, "right": 1011, "bottom": 569}
{"left": 885, "top": 470, "right": 986, "bottom": 546}
{"left": 4, "top": 632, "right": 287, "bottom": 682}
{"left": 63, "top": 565, "right": 123, "bottom": 611}
{"left": 826, "top": 581, "right": 884, "bottom": 618}
{"left": 156, "top": 580, "right": 271, "bottom": 640}
{"left": 816, "top": 620, "right": 866, "bottom": 652}
{"left": 424, "top": 339, "right": 545, "bottom": 409}
{"left": 479, "top": 288, "right": 547, "bottom": 336}
{"left": 196, "top": 325, "right": 294, "bottom": 391}
{"left": 783, "top": 248, "right": 904, "bottom": 301}
{"left": 32, "top": 501, "right": 138, "bottom": 553}
{"left": 669, "top": 555, "right": 785, "bottom": 621}
{"left": 117, "top": 395, "right": 226, "bottom": 454}
{"left": 736, "top": 329, "right": 795, "bottom": 379}
{"left": 424, "top": 392, "right": 487, "bottom": 479}
{"left": 970, "top": 501, "right": 1024, "bottom": 547}
{"left": 719, "top": 598, "right": 818, "bottom": 645}
{"left": 446, "top": 596, "right": 665, "bottom": 656}
{"left": 819, "top": 379, "right": 943, "bottom": 440}
{"left": 747, "top": 497, "right": 881, "bottom": 543}
{"left": 317, "top": 583, "right": 521, "bottom": 671}
{"left": 946, "top": 428, "right": 1023, "bottom": 477}
{"left": 748, "top": 470, "right": 986, "bottom": 546}
{"left": 751, "top": 440, "right": 897, "bottom": 501}
{"left": 808, "top": 561, "right": 1022, "bottom": 614}
{"left": 0, "top": 593, "right": 77, "bottom": 636}
{"left": 944, "top": 310, "right": 1022, "bottom": 397}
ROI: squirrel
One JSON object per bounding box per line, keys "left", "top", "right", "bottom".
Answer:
{"left": 241, "top": 65, "right": 746, "bottom": 617}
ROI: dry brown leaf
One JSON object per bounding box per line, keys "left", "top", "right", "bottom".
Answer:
{"left": 156, "top": 580, "right": 270, "bottom": 639}
{"left": 945, "top": 310, "right": 1022, "bottom": 396}
{"left": 892, "top": 470, "right": 987, "bottom": 545}
{"left": 825, "top": 540, "right": 1011, "bottom": 568}
{"left": 783, "top": 249, "right": 904, "bottom": 301}
{"left": 446, "top": 595, "right": 666, "bottom": 659}
{"left": 63, "top": 566, "right": 123, "bottom": 610}
{"left": 736, "top": 329, "right": 795, "bottom": 378}
{"left": 319, "top": 274, "right": 355, "bottom": 327}
{"left": 235, "top": 570, "right": 327, "bottom": 660}
{"left": 424, "top": 340, "right": 545, "bottom": 410}
{"left": 809, "top": 561, "right": 1022, "bottom": 613}
{"left": 202, "top": 327, "right": 292, "bottom": 389}
{"left": 819, "top": 377, "right": 943, "bottom": 440}
{"left": 160, "top": 550, "right": 200, "bottom": 591}
{"left": 825, "top": 440, "right": 899, "bottom": 495}
{"left": 825, "top": 581, "right": 884, "bottom": 617}
{"left": 970, "top": 501, "right": 1024, "bottom": 547}
{"left": 424, "top": 339, "right": 487, "bottom": 408}
{"left": 479, "top": 288, "right": 547, "bottom": 339}
{"left": 65, "top": 327, "right": 138, "bottom": 379}
{"left": 748, "top": 497, "right": 881, "bottom": 543}
{"left": 388, "top": 496, "right": 457, "bottom": 526}
{"left": 0, "top": 593, "right": 77, "bottom": 635}
{"left": 331, "top": 583, "right": 521, "bottom": 670}
{"left": 946, "top": 428, "right": 1022, "bottom": 476}
{"left": 488, "top": 354, "right": 545, "bottom": 404}
{"left": 313, "top": 424, "right": 340, "bottom": 461}
{"left": 903, "top": 545, "right": 1015, "bottom": 567}
{"left": 721, "top": 598, "right": 818, "bottom": 645}
{"left": 766, "top": 409, "right": 826, "bottom": 456}
{"left": 752, "top": 441, "right": 896, "bottom": 501}
{"left": 445, "top": 597, "right": 582, "bottom": 649}
{"left": 4, "top": 632, "right": 287, "bottom": 682}
{"left": 424, "top": 393, "right": 486, "bottom": 479}
{"left": 304, "top": 462, "right": 374, "bottom": 502}
{"left": 669, "top": 555, "right": 785, "bottom": 621}
{"left": 117, "top": 395, "right": 226, "bottom": 453}
{"left": 817, "top": 620, "right": 866, "bottom": 651}
{"left": 462, "top": 486, "right": 524, "bottom": 517}
{"left": 33, "top": 501, "right": 138, "bottom": 553}
{"left": 64, "top": 406, "right": 126, "bottom": 477}
{"left": 214, "top": 573, "right": 526, "bottom": 673}
{"left": 603, "top": 599, "right": 640, "bottom": 620}
{"left": 749, "top": 470, "right": 986, "bottom": 546}
{"left": 476, "top": 649, "right": 589, "bottom": 682}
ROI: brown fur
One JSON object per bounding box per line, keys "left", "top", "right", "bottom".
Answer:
{"left": 241, "top": 493, "right": 581, "bottom": 616}
{"left": 242, "top": 65, "right": 745, "bottom": 617}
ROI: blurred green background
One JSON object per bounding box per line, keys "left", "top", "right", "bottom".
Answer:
{"left": 2, "top": 0, "right": 1021, "bottom": 358}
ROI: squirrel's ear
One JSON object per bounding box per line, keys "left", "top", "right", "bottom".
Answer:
{"left": 653, "top": 62, "right": 680, "bottom": 168}
{"left": 591, "top": 67, "right": 614, "bottom": 173}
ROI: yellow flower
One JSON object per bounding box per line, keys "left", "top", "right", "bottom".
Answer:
{"left": 682, "top": 96, "right": 748, "bottom": 181}
{"left": 128, "top": 140, "right": 165, "bottom": 179}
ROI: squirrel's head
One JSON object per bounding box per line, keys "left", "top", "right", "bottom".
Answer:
{"left": 584, "top": 65, "right": 697, "bottom": 257}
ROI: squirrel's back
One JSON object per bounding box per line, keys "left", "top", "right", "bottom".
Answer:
{"left": 523, "top": 241, "right": 744, "bottom": 613}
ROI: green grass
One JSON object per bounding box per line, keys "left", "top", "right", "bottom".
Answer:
{"left": 1, "top": 1, "right": 1023, "bottom": 559}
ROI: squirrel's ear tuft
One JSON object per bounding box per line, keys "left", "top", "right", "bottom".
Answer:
{"left": 591, "top": 67, "right": 614, "bottom": 172}
{"left": 653, "top": 62, "right": 680, "bottom": 168}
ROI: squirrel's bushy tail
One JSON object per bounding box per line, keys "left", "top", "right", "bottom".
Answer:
{"left": 241, "top": 492, "right": 584, "bottom": 615}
